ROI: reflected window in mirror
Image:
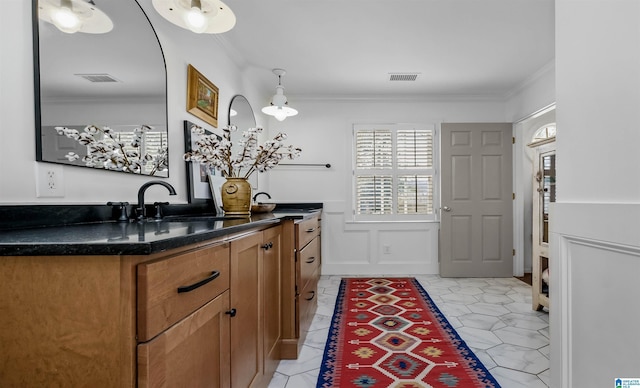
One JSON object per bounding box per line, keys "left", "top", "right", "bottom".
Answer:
{"left": 33, "top": 0, "right": 169, "bottom": 177}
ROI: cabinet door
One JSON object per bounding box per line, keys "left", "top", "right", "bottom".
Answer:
{"left": 138, "top": 290, "right": 231, "bottom": 388}
{"left": 230, "top": 232, "right": 263, "bottom": 388}
{"left": 262, "top": 225, "right": 282, "bottom": 381}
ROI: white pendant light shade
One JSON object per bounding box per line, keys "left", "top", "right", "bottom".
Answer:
{"left": 38, "top": 0, "right": 113, "bottom": 34}
{"left": 152, "top": 0, "right": 236, "bottom": 34}
{"left": 262, "top": 69, "right": 298, "bottom": 121}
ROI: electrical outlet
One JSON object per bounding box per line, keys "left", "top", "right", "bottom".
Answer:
{"left": 36, "top": 163, "right": 65, "bottom": 198}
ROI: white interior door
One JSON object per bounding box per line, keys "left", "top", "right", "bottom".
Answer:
{"left": 440, "top": 123, "right": 513, "bottom": 277}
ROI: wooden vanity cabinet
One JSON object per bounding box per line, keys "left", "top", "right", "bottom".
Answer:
{"left": 280, "top": 213, "right": 321, "bottom": 359}
{"left": 0, "top": 224, "right": 283, "bottom": 388}
{"left": 0, "top": 254, "right": 139, "bottom": 387}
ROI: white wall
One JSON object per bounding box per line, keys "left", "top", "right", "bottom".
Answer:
{"left": 265, "top": 98, "right": 509, "bottom": 275}
{"left": 551, "top": 1, "right": 640, "bottom": 386}
{"left": 0, "top": 0, "right": 267, "bottom": 205}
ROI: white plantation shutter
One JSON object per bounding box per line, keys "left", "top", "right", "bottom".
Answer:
{"left": 397, "top": 129, "right": 433, "bottom": 169}
{"left": 355, "top": 130, "right": 393, "bottom": 168}
{"left": 109, "top": 129, "right": 168, "bottom": 174}
{"left": 397, "top": 175, "right": 433, "bottom": 214}
{"left": 356, "top": 175, "right": 393, "bottom": 214}
{"left": 354, "top": 124, "right": 436, "bottom": 220}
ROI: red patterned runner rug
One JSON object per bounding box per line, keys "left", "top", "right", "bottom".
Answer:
{"left": 317, "top": 278, "right": 501, "bottom": 388}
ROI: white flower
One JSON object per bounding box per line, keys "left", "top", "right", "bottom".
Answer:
{"left": 53, "top": 124, "right": 167, "bottom": 176}
{"left": 64, "top": 152, "right": 79, "bottom": 161}
{"left": 184, "top": 124, "right": 301, "bottom": 179}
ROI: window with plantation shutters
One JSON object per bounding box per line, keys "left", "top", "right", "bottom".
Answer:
{"left": 353, "top": 124, "right": 436, "bottom": 220}
{"left": 109, "top": 129, "right": 168, "bottom": 175}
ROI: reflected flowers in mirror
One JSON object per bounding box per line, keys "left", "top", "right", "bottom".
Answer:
{"left": 183, "top": 124, "right": 301, "bottom": 178}
{"left": 54, "top": 124, "right": 168, "bottom": 175}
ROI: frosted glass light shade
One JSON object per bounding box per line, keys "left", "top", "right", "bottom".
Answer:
{"left": 262, "top": 75, "right": 298, "bottom": 121}
{"left": 262, "top": 105, "right": 298, "bottom": 121}
{"left": 38, "top": 0, "right": 113, "bottom": 34}
{"left": 152, "top": 0, "right": 236, "bottom": 34}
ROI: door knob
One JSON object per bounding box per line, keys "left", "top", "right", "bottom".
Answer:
{"left": 442, "top": 206, "right": 452, "bottom": 212}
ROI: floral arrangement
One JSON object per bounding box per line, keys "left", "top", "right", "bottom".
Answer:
{"left": 183, "top": 125, "right": 302, "bottom": 179}
{"left": 54, "top": 124, "right": 168, "bottom": 175}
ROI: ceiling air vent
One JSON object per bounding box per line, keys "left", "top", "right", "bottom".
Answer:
{"left": 389, "top": 73, "right": 420, "bottom": 81}
{"left": 75, "top": 73, "right": 120, "bottom": 83}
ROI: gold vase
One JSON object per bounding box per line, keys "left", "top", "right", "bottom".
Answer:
{"left": 221, "top": 178, "right": 252, "bottom": 215}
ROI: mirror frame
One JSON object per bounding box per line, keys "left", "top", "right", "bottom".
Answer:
{"left": 31, "top": 0, "right": 170, "bottom": 176}
{"left": 227, "top": 94, "right": 258, "bottom": 189}
{"left": 227, "top": 95, "right": 256, "bottom": 129}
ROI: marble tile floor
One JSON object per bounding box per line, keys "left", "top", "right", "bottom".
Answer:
{"left": 268, "top": 275, "right": 550, "bottom": 388}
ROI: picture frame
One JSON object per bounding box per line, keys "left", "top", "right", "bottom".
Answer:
{"left": 186, "top": 64, "right": 219, "bottom": 128}
{"left": 183, "top": 120, "right": 221, "bottom": 203}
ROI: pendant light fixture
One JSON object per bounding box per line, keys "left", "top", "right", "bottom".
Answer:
{"left": 38, "top": 0, "right": 113, "bottom": 34}
{"left": 152, "top": 0, "right": 236, "bottom": 34}
{"left": 262, "top": 69, "right": 298, "bottom": 122}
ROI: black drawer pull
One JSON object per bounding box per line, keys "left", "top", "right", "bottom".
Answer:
{"left": 306, "top": 228, "right": 315, "bottom": 233}
{"left": 225, "top": 308, "right": 237, "bottom": 318}
{"left": 177, "top": 271, "right": 220, "bottom": 293}
{"left": 305, "top": 291, "right": 316, "bottom": 301}
{"left": 261, "top": 242, "right": 273, "bottom": 250}
{"left": 305, "top": 257, "right": 316, "bottom": 264}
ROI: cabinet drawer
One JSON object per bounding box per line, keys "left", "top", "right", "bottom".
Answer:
{"left": 299, "top": 236, "right": 319, "bottom": 291}
{"left": 137, "top": 243, "right": 230, "bottom": 342}
{"left": 296, "top": 216, "right": 319, "bottom": 249}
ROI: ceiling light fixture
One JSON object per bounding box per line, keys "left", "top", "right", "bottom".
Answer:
{"left": 38, "top": 0, "right": 113, "bottom": 34}
{"left": 262, "top": 69, "right": 298, "bottom": 122}
{"left": 152, "top": 0, "right": 236, "bottom": 34}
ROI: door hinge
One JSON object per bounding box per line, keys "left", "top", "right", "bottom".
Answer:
{"left": 512, "top": 192, "right": 515, "bottom": 200}
{"left": 512, "top": 136, "right": 515, "bottom": 144}
{"left": 513, "top": 249, "right": 516, "bottom": 256}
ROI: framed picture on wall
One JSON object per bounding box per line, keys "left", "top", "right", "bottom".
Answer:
{"left": 186, "top": 64, "right": 219, "bottom": 127}
{"left": 183, "top": 120, "right": 221, "bottom": 203}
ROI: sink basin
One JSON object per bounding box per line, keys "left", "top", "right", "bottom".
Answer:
{"left": 161, "top": 215, "right": 246, "bottom": 222}
{"left": 251, "top": 203, "right": 276, "bottom": 213}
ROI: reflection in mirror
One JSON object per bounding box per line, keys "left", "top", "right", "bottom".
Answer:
{"left": 228, "top": 95, "right": 258, "bottom": 189}
{"left": 33, "top": 0, "right": 169, "bottom": 177}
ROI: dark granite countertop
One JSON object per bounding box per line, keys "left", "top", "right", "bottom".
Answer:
{"left": 0, "top": 204, "right": 321, "bottom": 256}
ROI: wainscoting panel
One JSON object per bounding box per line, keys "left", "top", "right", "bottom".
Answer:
{"left": 321, "top": 205, "right": 439, "bottom": 275}
{"left": 550, "top": 203, "right": 640, "bottom": 388}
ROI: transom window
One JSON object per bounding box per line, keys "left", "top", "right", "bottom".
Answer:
{"left": 532, "top": 123, "right": 556, "bottom": 142}
{"left": 353, "top": 124, "right": 436, "bottom": 221}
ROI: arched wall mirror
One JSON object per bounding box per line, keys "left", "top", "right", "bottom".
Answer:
{"left": 228, "top": 95, "right": 258, "bottom": 189}
{"left": 33, "top": 0, "right": 169, "bottom": 177}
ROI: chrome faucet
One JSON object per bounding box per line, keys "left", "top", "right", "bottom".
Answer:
{"left": 136, "top": 180, "right": 177, "bottom": 220}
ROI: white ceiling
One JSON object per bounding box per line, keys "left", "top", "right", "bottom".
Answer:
{"left": 219, "top": 0, "right": 555, "bottom": 99}
{"left": 37, "top": 0, "right": 554, "bottom": 101}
